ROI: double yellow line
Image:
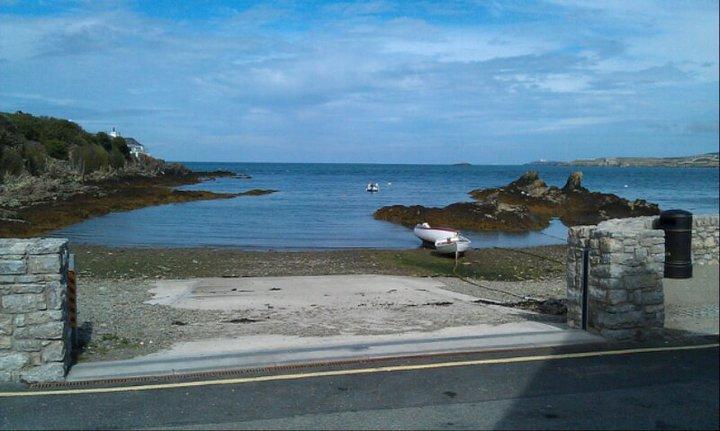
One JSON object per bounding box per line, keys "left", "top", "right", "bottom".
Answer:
{"left": 1, "top": 343, "right": 717, "bottom": 398}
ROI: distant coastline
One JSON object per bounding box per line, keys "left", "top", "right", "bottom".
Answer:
{"left": 526, "top": 153, "right": 719, "bottom": 168}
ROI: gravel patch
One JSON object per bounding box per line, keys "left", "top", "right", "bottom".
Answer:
{"left": 72, "top": 246, "right": 568, "bottom": 362}
{"left": 76, "top": 275, "right": 553, "bottom": 363}
{"left": 437, "top": 276, "right": 566, "bottom": 303}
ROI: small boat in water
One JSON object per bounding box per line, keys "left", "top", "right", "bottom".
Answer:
{"left": 434, "top": 235, "right": 471, "bottom": 254}
{"left": 366, "top": 182, "right": 380, "bottom": 192}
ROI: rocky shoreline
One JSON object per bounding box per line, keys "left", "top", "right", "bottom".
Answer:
{"left": 374, "top": 171, "right": 660, "bottom": 232}
{"left": 2, "top": 111, "right": 275, "bottom": 237}
{"left": 0, "top": 168, "right": 245, "bottom": 237}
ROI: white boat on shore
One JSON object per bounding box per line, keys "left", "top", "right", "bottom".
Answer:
{"left": 434, "top": 235, "right": 471, "bottom": 254}
{"left": 413, "top": 222, "right": 459, "bottom": 243}
{"left": 413, "top": 222, "right": 472, "bottom": 253}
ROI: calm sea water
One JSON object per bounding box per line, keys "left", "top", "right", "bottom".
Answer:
{"left": 51, "top": 163, "right": 719, "bottom": 249}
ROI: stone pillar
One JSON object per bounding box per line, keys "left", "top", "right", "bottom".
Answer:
{"left": 692, "top": 215, "right": 720, "bottom": 265}
{"left": 566, "top": 218, "right": 665, "bottom": 340}
{"left": 0, "top": 238, "right": 72, "bottom": 383}
{"left": 566, "top": 225, "right": 592, "bottom": 329}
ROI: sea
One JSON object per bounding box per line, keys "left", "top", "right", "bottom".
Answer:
{"left": 50, "top": 163, "right": 720, "bottom": 250}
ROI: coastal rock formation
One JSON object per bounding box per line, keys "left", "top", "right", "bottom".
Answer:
{"left": 374, "top": 201, "right": 551, "bottom": 233}
{"left": 238, "top": 189, "right": 277, "bottom": 196}
{"left": 374, "top": 171, "right": 660, "bottom": 233}
{"left": 562, "top": 171, "right": 584, "bottom": 192}
{"left": 468, "top": 170, "right": 659, "bottom": 226}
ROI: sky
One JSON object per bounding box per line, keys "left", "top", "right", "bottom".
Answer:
{"left": 0, "top": 0, "right": 718, "bottom": 164}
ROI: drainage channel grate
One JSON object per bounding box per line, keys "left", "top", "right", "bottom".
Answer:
{"left": 29, "top": 353, "right": 467, "bottom": 391}
{"left": 30, "top": 360, "right": 372, "bottom": 390}
{"left": 29, "top": 339, "right": 661, "bottom": 392}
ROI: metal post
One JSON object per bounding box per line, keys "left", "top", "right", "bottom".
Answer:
{"left": 581, "top": 248, "right": 589, "bottom": 331}
{"left": 68, "top": 253, "right": 77, "bottom": 348}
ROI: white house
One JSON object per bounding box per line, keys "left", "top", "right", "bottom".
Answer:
{"left": 109, "top": 127, "right": 147, "bottom": 158}
{"left": 124, "top": 138, "right": 146, "bottom": 158}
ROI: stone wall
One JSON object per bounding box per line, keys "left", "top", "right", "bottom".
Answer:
{"left": 0, "top": 238, "right": 72, "bottom": 383}
{"left": 692, "top": 215, "right": 719, "bottom": 265}
{"left": 567, "top": 214, "right": 718, "bottom": 340}
{"left": 566, "top": 217, "right": 665, "bottom": 340}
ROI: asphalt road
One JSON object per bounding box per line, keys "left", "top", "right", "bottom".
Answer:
{"left": 1, "top": 345, "right": 718, "bottom": 430}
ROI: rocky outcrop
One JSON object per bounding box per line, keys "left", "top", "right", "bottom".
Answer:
{"left": 374, "top": 201, "right": 551, "bottom": 233}
{"left": 468, "top": 170, "right": 659, "bottom": 227}
{"left": 562, "top": 171, "right": 585, "bottom": 193}
{"left": 374, "top": 171, "right": 660, "bottom": 233}
{"left": 0, "top": 172, "right": 241, "bottom": 238}
{"left": 238, "top": 189, "right": 277, "bottom": 196}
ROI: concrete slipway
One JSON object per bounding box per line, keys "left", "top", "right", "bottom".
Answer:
{"left": 69, "top": 275, "right": 603, "bottom": 381}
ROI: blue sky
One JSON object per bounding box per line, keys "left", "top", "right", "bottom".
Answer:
{"left": 1, "top": 0, "right": 718, "bottom": 164}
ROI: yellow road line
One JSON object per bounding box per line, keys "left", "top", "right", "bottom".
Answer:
{"left": 1, "top": 343, "right": 717, "bottom": 398}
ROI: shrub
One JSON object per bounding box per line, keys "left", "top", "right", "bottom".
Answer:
{"left": 0, "top": 146, "right": 25, "bottom": 177}
{"left": 43, "top": 138, "right": 70, "bottom": 160}
{"left": 8, "top": 111, "right": 41, "bottom": 140}
{"left": 94, "top": 132, "right": 113, "bottom": 152}
{"left": 0, "top": 130, "right": 24, "bottom": 148}
{"left": 72, "top": 144, "right": 109, "bottom": 174}
{"left": 0, "top": 114, "right": 17, "bottom": 136}
{"left": 112, "top": 136, "right": 131, "bottom": 159}
{"left": 21, "top": 141, "right": 47, "bottom": 175}
{"left": 39, "top": 117, "right": 85, "bottom": 143}
{"left": 109, "top": 146, "right": 125, "bottom": 169}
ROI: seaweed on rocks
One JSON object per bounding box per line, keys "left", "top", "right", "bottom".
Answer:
{"left": 374, "top": 171, "right": 659, "bottom": 233}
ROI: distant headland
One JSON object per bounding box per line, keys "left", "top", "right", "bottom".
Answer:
{"left": 0, "top": 111, "right": 256, "bottom": 237}
{"left": 526, "top": 153, "right": 719, "bottom": 168}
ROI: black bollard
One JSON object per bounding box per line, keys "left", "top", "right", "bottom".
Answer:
{"left": 656, "top": 209, "right": 693, "bottom": 279}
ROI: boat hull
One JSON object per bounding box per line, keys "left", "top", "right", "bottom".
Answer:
{"left": 413, "top": 223, "right": 460, "bottom": 243}
{"left": 434, "top": 236, "right": 471, "bottom": 254}
{"left": 435, "top": 235, "right": 470, "bottom": 254}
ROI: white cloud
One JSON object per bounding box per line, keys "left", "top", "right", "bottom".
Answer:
{"left": 0, "top": 0, "right": 717, "bottom": 163}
